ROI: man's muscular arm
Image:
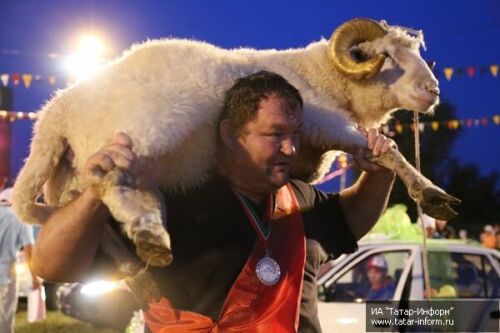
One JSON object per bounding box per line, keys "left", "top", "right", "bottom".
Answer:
{"left": 32, "top": 133, "right": 137, "bottom": 281}
{"left": 340, "top": 128, "right": 396, "bottom": 241}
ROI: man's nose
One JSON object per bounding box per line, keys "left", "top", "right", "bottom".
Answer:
{"left": 280, "top": 138, "right": 296, "bottom": 156}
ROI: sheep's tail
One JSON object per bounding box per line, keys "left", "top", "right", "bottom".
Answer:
{"left": 11, "top": 102, "right": 67, "bottom": 225}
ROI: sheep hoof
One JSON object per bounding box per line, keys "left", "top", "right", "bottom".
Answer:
{"left": 133, "top": 215, "right": 173, "bottom": 267}
{"left": 419, "top": 187, "right": 461, "bottom": 220}
{"left": 135, "top": 229, "right": 173, "bottom": 267}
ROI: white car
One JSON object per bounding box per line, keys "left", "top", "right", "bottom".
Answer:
{"left": 317, "top": 239, "right": 500, "bottom": 332}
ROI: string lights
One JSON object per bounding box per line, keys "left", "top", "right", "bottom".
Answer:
{"left": 0, "top": 110, "right": 38, "bottom": 121}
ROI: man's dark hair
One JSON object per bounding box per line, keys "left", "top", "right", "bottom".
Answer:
{"left": 217, "top": 71, "right": 303, "bottom": 145}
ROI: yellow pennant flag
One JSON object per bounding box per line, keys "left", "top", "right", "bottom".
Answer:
{"left": 48, "top": 75, "right": 57, "bottom": 86}
{"left": 431, "top": 121, "right": 439, "bottom": 131}
{"left": 490, "top": 65, "right": 499, "bottom": 77}
{"left": 444, "top": 68, "right": 454, "bottom": 81}
{"left": 493, "top": 115, "right": 500, "bottom": 125}
{"left": 22, "top": 74, "right": 33, "bottom": 88}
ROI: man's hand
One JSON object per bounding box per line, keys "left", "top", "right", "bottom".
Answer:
{"left": 84, "top": 132, "right": 137, "bottom": 178}
{"left": 352, "top": 128, "right": 397, "bottom": 173}
{"left": 83, "top": 132, "right": 138, "bottom": 196}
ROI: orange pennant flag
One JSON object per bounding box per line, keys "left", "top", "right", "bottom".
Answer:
{"left": 0, "top": 74, "right": 8, "bottom": 87}
{"left": 448, "top": 120, "right": 460, "bottom": 130}
{"left": 444, "top": 68, "right": 454, "bottom": 81}
{"left": 490, "top": 65, "right": 499, "bottom": 77}
{"left": 22, "top": 74, "right": 33, "bottom": 88}
{"left": 431, "top": 121, "right": 439, "bottom": 131}
{"left": 12, "top": 73, "right": 20, "bottom": 85}
{"left": 48, "top": 75, "right": 57, "bottom": 86}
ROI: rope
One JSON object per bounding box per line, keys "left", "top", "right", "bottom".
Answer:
{"left": 413, "top": 111, "right": 432, "bottom": 300}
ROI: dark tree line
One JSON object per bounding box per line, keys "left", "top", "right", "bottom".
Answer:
{"left": 386, "top": 102, "right": 500, "bottom": 236}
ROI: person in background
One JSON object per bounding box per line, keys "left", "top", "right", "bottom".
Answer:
{"left": 364, "top": 255, "right": 396, "bottom": 300}
{"left": 480, "top": 225, "right": 496, "bottom": 249}
{"left": 458, "top": 229, "right": 468, "bottom": 241}
{"left": 434, "top": 219, "right": 456, "bottom": 239}
{"left": 0, "top": 187, "right": 41, "bottom": 333}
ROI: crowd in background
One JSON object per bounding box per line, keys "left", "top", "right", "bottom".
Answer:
{"left": 419, "top": 213, "right": 500, "bottom": 250}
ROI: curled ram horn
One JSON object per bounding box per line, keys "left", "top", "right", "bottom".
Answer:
{"left": 328, "top": 18, "right": 387, "bottom": 80}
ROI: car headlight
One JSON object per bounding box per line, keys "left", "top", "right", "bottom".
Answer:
{"left": 80, "top": 280, "right": 118, "bottom": 295}
{"left": 15, "top": 263, "right": 28, "bottom": 275}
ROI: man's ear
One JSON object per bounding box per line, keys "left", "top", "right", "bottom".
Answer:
{"left": 219, "top": 119, "right": 237, "bottom": 149}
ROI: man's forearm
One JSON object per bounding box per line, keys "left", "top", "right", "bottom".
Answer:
{"left": 339, "top": 169, "right": 396, "bottom": 240}
{"left": 33, "top": 188, "right": 109, "bottom": 282}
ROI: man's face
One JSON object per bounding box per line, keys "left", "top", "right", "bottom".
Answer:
{"left": 367, "top": 267, "right": 385, "bottom": 288}
{"left": 233, "top": 94, "right": 302, "bottom": 194}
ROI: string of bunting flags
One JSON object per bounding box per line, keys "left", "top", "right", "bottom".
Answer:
{"left": 1, "top": 109, "right": 499, "bottom": 133}
{"left": 0, "top": 73, "right": 63, "bottom": 88}
{"left": 0, "top": 64, "right": 499, "bottom": 89}
{"left": 381, "top": 115, "right": 500, "bottom": 135}
{"left": 438, "top": 64, "right": 499, "bottom": 81}
{"left": 1, "top": 45, "right": 499, "bottom": 84}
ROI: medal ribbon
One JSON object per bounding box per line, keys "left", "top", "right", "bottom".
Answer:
{"left": 232, "top": 190, "right": 274, "bottom": 245}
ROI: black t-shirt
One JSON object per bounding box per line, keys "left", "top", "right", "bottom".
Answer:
{"left": 92, "top": 175, "right": 357, "bottom": 333}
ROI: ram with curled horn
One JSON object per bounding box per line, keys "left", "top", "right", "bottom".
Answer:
{"left": 11, "top": 18, "right": 460, "bottom": 268}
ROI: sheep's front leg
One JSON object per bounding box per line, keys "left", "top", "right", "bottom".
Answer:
{"left": 368, "top": 148, "right": 461, "bottom": 220}
{"left": 94, "top": 168, "right": 173, "bottom": 267}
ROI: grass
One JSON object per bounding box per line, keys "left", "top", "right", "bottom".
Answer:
{"left": 15, "top": 302, "right": 120, "bottom": 333}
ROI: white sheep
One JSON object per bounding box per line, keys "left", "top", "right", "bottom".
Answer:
{"left": 12, "top": 18, "right": 459, "bottom": 267}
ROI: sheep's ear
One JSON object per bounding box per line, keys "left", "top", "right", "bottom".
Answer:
{"left": 219, "top": 119, "right": 236, "bottom": 148}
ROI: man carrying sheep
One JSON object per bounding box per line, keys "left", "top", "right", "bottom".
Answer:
{"left": 31, "top": 71, "right": 397, "bottom": 332}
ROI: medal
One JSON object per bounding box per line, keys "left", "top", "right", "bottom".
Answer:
{"left": 256, "top": 255, "right": 281, "bottom": 286}
{"left": 233, "top": 190, "right": 281, "bottom": 285}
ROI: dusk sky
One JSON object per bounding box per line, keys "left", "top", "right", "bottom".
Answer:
{"left": 1, "top": 0, "right": 499, "bottom": 192}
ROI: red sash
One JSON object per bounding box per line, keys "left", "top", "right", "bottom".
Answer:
{"left": 145, "top": 183, "right": 306, "bottom": 333}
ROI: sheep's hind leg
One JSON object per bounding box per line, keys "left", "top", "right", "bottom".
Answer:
{"left": 369, "top": 148, "right": 461, "bottom": 220}
{"left": 93, "top": 168, "right": 173, "bottom": 267}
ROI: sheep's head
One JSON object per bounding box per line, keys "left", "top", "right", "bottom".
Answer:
{"left": 328, "top": 18, "right": 439, "bottom": 115}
